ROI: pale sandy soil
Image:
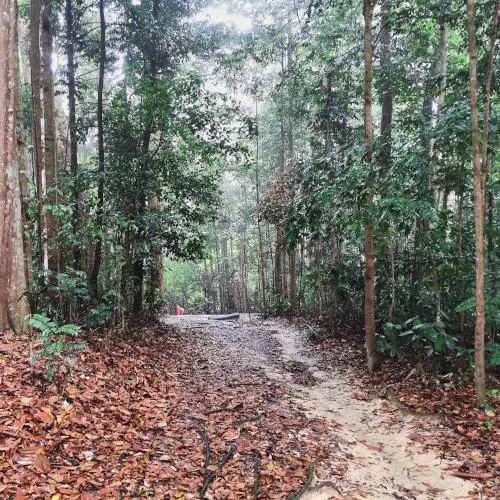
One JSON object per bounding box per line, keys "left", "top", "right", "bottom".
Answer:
{"left": 164, "top": 314, "right": 475, "bottom": 499}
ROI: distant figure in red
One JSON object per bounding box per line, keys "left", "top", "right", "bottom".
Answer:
{"left": 176, "top": 305, "right": 184, "bottom": 316}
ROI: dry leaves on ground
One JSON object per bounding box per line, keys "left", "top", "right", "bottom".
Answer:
{"left": 0, "top": 323, "right": 343, "bottom": 498}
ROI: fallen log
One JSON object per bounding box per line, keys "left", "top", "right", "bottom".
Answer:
{"left": 210, "top": 313, "right": 240, "bottom": 321}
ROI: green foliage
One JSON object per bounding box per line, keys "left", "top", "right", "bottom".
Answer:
{"left": 485, "top": 343, "right": 500, "bottom": 368}
{"left": 84, "top": 290, "right": 121, "bottom": 328}
{"left": 379, "top": 317, "right": 457, "bottom": 360}
{"left": 456, "top": 293, "right": 500, "bottom": 335}
{"left": 30, "top": 314, "right": 86, "bottom": 380}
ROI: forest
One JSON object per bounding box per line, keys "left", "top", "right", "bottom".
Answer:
{"left": 0, "top": 0, "right": 499, "bottom": 497}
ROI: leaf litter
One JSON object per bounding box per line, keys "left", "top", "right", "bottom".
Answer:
{"left": 0, "top": 321, "right": 341, "bottom": 498}
{"left": 1, "top": 315, "right": 497, "bottom": 499}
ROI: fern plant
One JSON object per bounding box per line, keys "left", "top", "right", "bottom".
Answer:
{"left": 30, "top": 314, "right": 86, "bottom": 380}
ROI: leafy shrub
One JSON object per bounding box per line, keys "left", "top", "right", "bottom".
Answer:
{"left": 379, "top": 317, "right": 457, "bottom": 360}
{"left": 30, "top": 314, "right": 86, "bottom": 380}
{"left": 486, "top": 343, "right": 500, "bottom": 368}
{"left": 84, "top": 289, "right": 121, "bottom": 328}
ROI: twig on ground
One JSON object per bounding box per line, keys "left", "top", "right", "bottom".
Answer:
{"left": 204, "top": 401, "right": 243, "bottom": 415}
{"left": 199, "top": 443, "right": 237, "bottom": 499}
{"left": 228, "top": 381, "right": 260, "bottom": 387}
{"left": 452, "top": 471, "right": 494, "bottom": 480}
{"left": 252, "top": 453, "right": 261, "bottom": 499}
{"left": 288, "top": 464, "right": 315, "bottom": 500}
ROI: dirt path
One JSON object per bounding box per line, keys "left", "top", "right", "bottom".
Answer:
{"left": 165, "top": 314, "right": 474, "bottom": 500}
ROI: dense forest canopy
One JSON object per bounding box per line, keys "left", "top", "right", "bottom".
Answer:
{"left": 0, "top": 0, "right": 499, "bottom": 406}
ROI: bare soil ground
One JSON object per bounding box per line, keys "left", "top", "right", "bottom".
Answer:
{"left": 166, "top": 314, "right": 476, "bottom": 499}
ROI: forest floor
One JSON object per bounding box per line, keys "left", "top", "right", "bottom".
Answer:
{"left": 0, "top": 315, "right": 498, "bottom": 499}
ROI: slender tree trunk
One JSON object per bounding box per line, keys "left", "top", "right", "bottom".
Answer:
{"left": 457, "top": 193, "right": 465, "bottom": 334}
{"left": 286, "top": 11, "right": 294, "bottom": 163}
{"left": 289, "top": 251, "right": 297, "bottom": 313}
{"left": 214, "top": 228, "right": 223, "bottom": 313}
{"left": 363, "top": 0, "right": 376, "bottom": 372}
{"left": 388, "top": 232, "right": 396, "bottom": 319}
{"left": 16, "top": 21, "right": 33, "bottom": 291}
{"left": 132, "top": 250, "right": 144, "bottom": 314}
{"left": 437, "top": 23, "right": 448, "bottom": 116}
{"left": 41, "top": 0, "right": 57, "bottom": 273}
{"left": 239, "top": 231, "right": 247, "bottom": 313}
{"left": 379, "top": 1, "right": 393, "bottom": 164}
{"left": 65, "top": 0, "right": 80, "bottom": 270}
{"left": 149, "top": 195, "right": 164, "bottom": 303}
{"left": 378, "top": 1, "right": 393, "bottom": 319}
{"left": 255, "top": 100, "right": 267, "bottom": 314}
{"left": 0, "top": 0, "right": 30, "bottom": 331}
{"left": 282, "top": 250, "right": 288, "bottom": 300}
{"left": 315, "top": 247, "right": 321, "bottom": 312}
{"left": 466, "top": 0, "right": 499, "bottom": 405}
{"left": 298, "top": 241, "right": 304, "bottom": 312}
{"left": 30, "top": 0, "right": 47, "bottom": 271}
{"left": 222, "top": 229, "right": 230, "bottom": 311}
{"left": 89, "top": 0, "right": 106, "bottom": 298}
{"left": 275, "top": 226, "right": 283, "bottom": 297}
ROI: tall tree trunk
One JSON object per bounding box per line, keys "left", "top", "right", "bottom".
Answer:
{"left": 214, "top": 228, "right": 223, "bottom": 313}
{"left": 0, "top": 0, "right": 31, "bottom": 332}
{"left": 282, "top": 250, "right": 288, "bottom": 300}
{"left": 466, "top": 0, "right": 499, "bottom": 406}
{"left": 222, "top": 228, "right": 230, "bottom": 311}
{"left": 89, "top": 0, "right": 106, "bottom": 298}
{"left": 286, "top": 10, "right": 294, "bottom": 163}
{"left": 298, "top": 241, "right": 304, "bottom": 312}
{"left": 379, "top": 1, "right": 393, "bottom": 166}
{"left": 132, "top": 247, "right": 144, "bottom": 314}
{"left": 147, "top": 195, "right": 164, "bottom": 306}
{"left": 457, "top": 193, "right": 465, "bottom": 334}
{"left": 363, "top": 0, "right": 376, "bottom": 372}
{"left": 289, "top": 251, "right": 297, "bottom": 313}
{"left": 16, "top": 20, "right": 33, "bottom": 291}
{"left": 30, "top": 0, "right": 47, "bottom": 271}
{"left": 379, "top": 0, "right": 393, "bottom": 318}
{"left": 433, "top": 22, "right": 449, "bottom": 323}
{"left": 41, "top": 0, "right": 57, "bottom": 273}
{"left": 437, "top": 23, "right": 448, "bottom": 116}
{"left": 65, "top": 0, "right": 80, "bottom": 270}
{"left": 255, "top": 100, "right": 267, "bottom": 314}
{"left": 275, "top": 226, "right": 283, "bottom": 297}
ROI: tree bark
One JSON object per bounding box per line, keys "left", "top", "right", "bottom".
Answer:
{"left": 274, "top": 225, "right": 283, "bottom": 297}
{"left": 16, "top": 19, "right": 33, "bottom": 291}
{"left": 379, "top": 1, "right": 393, "bottom": 166}
{"left": 255, "top": 100, "right": 267, "bottom": 315}
{"left": 437, "top": 23, "right": 448, "bottom": 116}
{"left": 30, "top": 0, "right": 47, "bottom": 271}
{"left": 289, "top": 251, "right": 297, "bottom": 313}
{"left": 89, "top": 0, "right": 106, "bottom": 298}
{"left": 282, "top": 248, "right": 288, "bottom": 300}
{"left": 0, "top": 0, "right": 31, "bottom": 332}
{"left": 378, "top": 0, "right": 393, "bottom": 319}
{"left": 363, "top": 0, "right": 376, "bottom": 372}
{"left": 466, "top": 0, "right": 499, "bottom": 406}
{"left": 41, "top": 0, "right": 57, "bottom": 273}
{"left": 65, "top": 0, "right": 80, "bottom": 270}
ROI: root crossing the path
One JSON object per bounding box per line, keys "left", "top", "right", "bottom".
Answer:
{"left": 165, "top": 314, "right": 474, "bottom": 500}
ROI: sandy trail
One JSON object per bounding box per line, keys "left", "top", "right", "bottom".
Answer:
{"left": 164, "top": 314, "right": 474, "bottom": 499}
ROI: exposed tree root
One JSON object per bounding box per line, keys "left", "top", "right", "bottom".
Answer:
{"left": 252, "top": 453, "right": 261, "bottom": 499}
{"left": 288, "top": 464, "right": 315, "bottom": 499}
{"left": 199, "top": 439, "right": 236, "bottom": 499}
